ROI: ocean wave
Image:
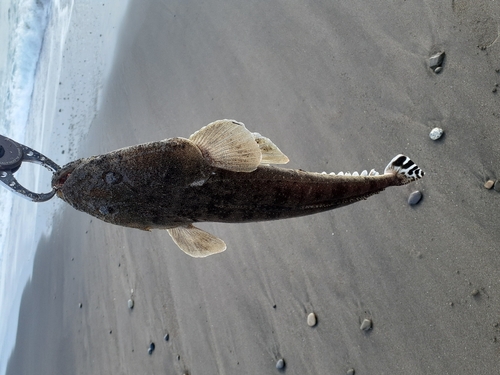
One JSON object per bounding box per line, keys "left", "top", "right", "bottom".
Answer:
{"left": 1, "top": 0, "right": 51, "bottom": 141}
{"left": 0, "top": 0, "right": 52, "bottom": 252}
{"left": 0, "top": 0, "right": 51, "bottom": 284}
{"left": 0, "top": 1, "right": 51, "bottom": 373}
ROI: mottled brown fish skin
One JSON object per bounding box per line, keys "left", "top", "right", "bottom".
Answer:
{"left": 52, "top": 138, "right": 405, "bottom": 230}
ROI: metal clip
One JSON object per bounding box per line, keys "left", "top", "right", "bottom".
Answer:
{"left": 0, "top": 135, "right": 60, "bottom": 202}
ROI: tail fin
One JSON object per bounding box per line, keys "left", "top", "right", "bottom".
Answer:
{"left": 384, "top": 154, "right": 424, "bottom": 183}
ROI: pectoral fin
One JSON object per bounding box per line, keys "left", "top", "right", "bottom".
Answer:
{"left": 189, "top": 119, "right": 262, "bottom": 172}
{"left": 167, "top": 225, "right": 227, "bottom": 257}
{"left": 252, "top": 132, "right": 289, "bottom": 164}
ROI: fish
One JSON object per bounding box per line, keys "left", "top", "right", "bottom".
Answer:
{"left": 52, "top": 119, "right": 424, "bottom": 257}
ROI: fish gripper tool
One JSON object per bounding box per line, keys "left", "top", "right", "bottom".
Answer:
{"left": 0, "top": 135, "right": 60, "bottom": 202}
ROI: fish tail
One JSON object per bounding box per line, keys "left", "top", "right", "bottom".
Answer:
{"left": 384, "top": 154, "right": 424, "bottom": 184}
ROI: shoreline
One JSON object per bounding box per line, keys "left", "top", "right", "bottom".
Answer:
{"left": 0, "top": 1, "right": 131, "bottom": 373}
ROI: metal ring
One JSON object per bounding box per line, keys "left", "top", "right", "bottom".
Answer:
{"left": 0, "top": 135, "right": 60, "bottom": 202}
{"left": 0, "top": 169, "right": 56, "bottom": 202}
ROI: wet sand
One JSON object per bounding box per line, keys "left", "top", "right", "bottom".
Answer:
{"left": 7, "top": 0, "right": 500, "bottom": 374}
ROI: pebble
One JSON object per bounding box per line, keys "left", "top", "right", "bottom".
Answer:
{"left": 471, "top": 289, "right": 480, "bottom": 297}
{"left": 79, "top": 303, "right": 82, "bottom": 309}
{"left": 128, "top": 299, "right": 134, "bottom": 309}
{"left": 276, "top": 358, "right": 285, "bottom": 370}
{"left": 307, "top": 312, "right": 317, "bottom": 327}
{"left": 429, "top": 51, "right": 445, "bottom": 72}
{"left": 494, "top": 180, "right": 500, "bottom": 192}
{"left": 360, "top": 318, "right": 372, "bottom": 331}
{"left": 164, "top": 333, "right": 170, "bottom": 341}
{"left": 408, "top": 190, "right": 422, "bottom": 205}
{"left": 148, "top": 342, "right": 155, "bottom": 355}
{"left": 429, "top": 127, "right": 444, "bottom": 140}
{"left": 347, "top": 369, "right": 355, "bottom": 375}
{"left": 484, "top": 180, "right": 495, "bottom": 189}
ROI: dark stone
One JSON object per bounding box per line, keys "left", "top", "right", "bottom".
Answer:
{"left": 429, "top": 51, "right": 445, "bottom": 71}
{"left": 148, "top": 342, "right": 155, "bottom": 355}
{"left": 408, "top": 191, "right": 422, "bottom": 205}
{"left": 276, "top": 358, "right": 285, "bottom": 369}
{"left": 360, "top": 318, "right": 372, "bottom": 331}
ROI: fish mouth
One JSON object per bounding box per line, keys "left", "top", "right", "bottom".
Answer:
{"left": 51, "top": 160, "right": 82, "bottom": 191}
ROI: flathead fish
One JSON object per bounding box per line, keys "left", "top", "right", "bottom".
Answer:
{"left": 52, "top": 120, "right": 424, "bottom": 257}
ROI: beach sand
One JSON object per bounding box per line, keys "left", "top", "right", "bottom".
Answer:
{"left": 6, "top": 0, "right": 500, "bottom": 374}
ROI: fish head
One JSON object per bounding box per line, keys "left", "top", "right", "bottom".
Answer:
{"left": 51, "top": 153, "right": 143, "bottom": 229}
{"left": 51, "top": 155, "right": 115, "bottom": 212}
{"left": 50, "top": 139, "right": 215, "bottom": 229}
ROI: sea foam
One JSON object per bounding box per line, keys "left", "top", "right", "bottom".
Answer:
{"left": 0, "top": 1, "right": 54, "bottom": 374}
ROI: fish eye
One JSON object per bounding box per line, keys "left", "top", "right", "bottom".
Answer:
{"left": 102, "top": 171, "right": 123, "bottom": 185}
{"left": 99, "top": 206, "right": 116, "bottom": 215}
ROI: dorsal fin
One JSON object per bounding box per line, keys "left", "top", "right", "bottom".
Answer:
{"left": 167, "top": 225, "right": 226, "bottom": 257}
{"left": 252, "top": 132, "right": 289, "bottom": 164}
{"left": 189, "top": 120, "right": 262, "bottom": 172}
